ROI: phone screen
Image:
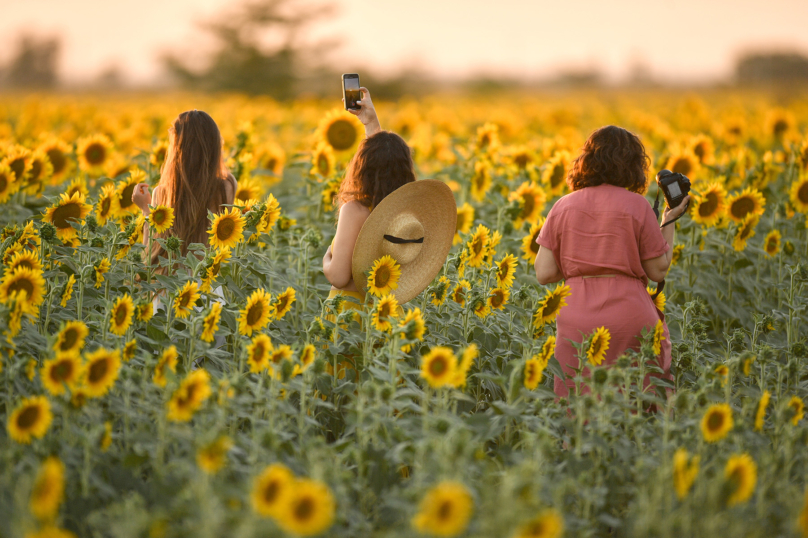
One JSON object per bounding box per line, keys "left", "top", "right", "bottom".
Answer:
{"left": 343, "top": 75, "right": 360, "bottom": 110}
{"left": 666, "top": 181, "right": 682, "bottom": 198}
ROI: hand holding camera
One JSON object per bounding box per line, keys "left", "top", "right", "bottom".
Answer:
{"left": 655, "top": 169, "right": 691, "bottom": 227}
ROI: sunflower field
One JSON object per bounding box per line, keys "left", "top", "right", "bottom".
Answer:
{"left": 0, "top": 91, "right": 808, "bottom": 538}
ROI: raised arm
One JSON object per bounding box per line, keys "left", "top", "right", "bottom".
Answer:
{"left": 346, "top": 87, "right": 382, "bottom": 138}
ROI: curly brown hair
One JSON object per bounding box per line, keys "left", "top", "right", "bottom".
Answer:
{"left": 566, "top": 125, "right": 650, "bottom": 194}
{"left": 337, "top": 131, "right": 416, "bottom": 209}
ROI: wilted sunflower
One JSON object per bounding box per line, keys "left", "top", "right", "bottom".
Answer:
{"left": 652, "top": 319, "right": 666, "bottom": 356}
{"left": 726, "top": 187, "right": 765, "bottom": 223}
{"left": 509, "top": 182, "right": 547, "bottom": 227}
{"left": 521, "top": 220, "right": 544, "bottom": 264}
{"left": 451, "top": 280, "right": 471, "bottom": 306}
{"left": 455, "top": 203, "right": 475, "bottom": 245}
{"left": 239, "top": 288, "right": 274, "bottom": 336}
{"left": 587, "top": 326, "right": 611, "bottom": 366}
{"left": 469, "top": 160, "right": 492, "bottom": 203}
{"left": 399, "top": 308, "right": 426, "bottom": 353}
{"left": 77, "top": 134, "right": 113, "bottom": 174}
{"left": 93, "top": 257, "right": 111, "bottom": 289}
{"left": 524, "top": 358, "right": 546, "bottom": 390}
{"left": 367, "top": 255, "right": 402, "bottom": 297}
{"left": 701, "top": 403, "right": 733, "bottom": 443}
{"left": 724, "top": 453, "right": 757, "bottom": 507}
{"left": 149, "top": 205, "right": 174, "bottom": 234}
{"left": 115, "top": 169, "right": 145, "bottom": 218}
{"left": 317, "top": 109, "right": 362, "bottom": 152}
{"left": 541, "top": 150, "right": 571, "bottom": 196}
{"left": 41, "top": 355, "right": 82, "bottom": 396}
{"left": 790, "top": 176, "right": 808, "bottom": 213}
{"left": 311, "top": 141, "right": 336, "bottom": 178}
{"left": 60, "top": 275, "right": 75, "bottom": 308}
{"left": 0, "top": 266, "right": 46, "bottom": 313}
{"left": 82, "top": 347, "right": 121, "bottom": 398}
{"left": 167, "top": 369, "right": 212, "bottom": 422}
{"left": 420, "top": 347, "right": 457, "bottom": 385}
{"left": 29, "top": 456, "right": 65, "bottom": 521}
{"left": 197, "top": 436, "right": 232, "bottom": 474}
{"left": 466, "top": 224, "right": 491, "bottom": 268}
{"left": 672, "top": 448, "right": 699, "bottom": 500}
{"left": 38, "top": 138, "right": 73, "bottom": 181}
{"left": 762, "top": 229, "right": 781, "bottom": 257}
{"left": 691, "top": 182, "right": 726, "bottom": 227}
{"left": 8, "top": 395, "right": 53, "bottom": 444}
{"left": 43, "top": 192, "right": 92, "bottom": 240}
{"left": 154, "top": 346, "right": 178, "bottom": 387}
{"left": 732, "top": 214, "right": 759, "bottom": 252}
{"left": 251, "top": 463, "right": 294, "bottom": 518}
{"left": 511, "top": 509, "right": 564, "bottom": 538}
{"left": 754, "top": 391, "right": 770, "bottom": 431}
{"left": 488, "top": 287, "right": 509, "bottom": 311}
{"left": 275, "top": 478, "right": 337, "bottom": 537}
{"left": 109, "top": 294, "right": 134, "bottom": 336}
{"left": 496, "top": 254, "right": 518, "bottom": 289}
{"left": 150, "top": 139, "right": 169, "bottom": 169}
{"left": 533, "top": 283, "right": 572, "bottom": 328}
{"left": 246, "top": 334, "right": 273, "bottom": 373}
{"left": 412, "top": 481, "right": 474, "bottom": 537}
{"left": 7, "top": 250, "right": 42, "bottom": 274}
{"left": 430, "top": 276, "right": 450, "bottom": 306}
{"left": 372, "top": 294, "right": 399, "bottom": 332}
{"left": 0, "top": 162, "right": 17, "bottom": 203}
{"left": 54, "top": 320, "right": 88, "bottom": 355}
{"left": 201, "top": 302, "right": 222, "bottom": 343}
{"left": 173, "top": 281, "right": 200, "bottom": 319}
{"left": 122, "top": 339, "right": 137, "bottom": 362}
{"left": 209, "top": 207, "right": 246, "bottom": 251}
{"left": 787, "top": 395, "right": 805, "bottom": 426}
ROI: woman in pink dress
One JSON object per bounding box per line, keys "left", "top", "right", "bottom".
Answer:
{"left": 533, "top": 126, "right": 690, "bottom": 398}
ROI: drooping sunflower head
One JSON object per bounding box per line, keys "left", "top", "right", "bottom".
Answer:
{"left": 8, "top": 395, "right": 53, "bottom": 444}
{"left": 411, "top": 481, "right": 474, "bottom": 537}
{"left": 724, "top": 453, "right": 757, "bottom": 507}
{"left": 82, "top": 347, "right": 122, "bottom": 398}
{"left": 487, "top": 287, "right": 509, "bottom": 310}
{"left": 275, "top": 478, "right": 336, "bottom": 537}
{"left": 691, "top": 182, "right": 727, "bottom": 227}
{"left": 316, "top": 109, "right": 362, "bottom": 152}
{"left": 787, "top": 395, "right": 805, "bottom": 426}
{"left": 54, "top": 320, "right": 88, "bottom": 355}
{"left": 246, "top": 334, "right": 273, "bottom": 373}
{"left": 789, "top": 177, "right": 808, "bottom": 213}
{"left": 29, "top": 456, "right": 65, "bottom": 521}
{"left": 41, "top": 355, "right": 83, "bottom": 397}
{"left": 251, "top": 463, "right": 294, "bottom": 518}
{"left": 43, "top": 192, "right": 92, "bottom": 239}
{"left": 200, "top": 302, "right": 222, "bottom": 343}
{"left": 311, "top": 141, "right": 336, "bottom": 178}
{"left": 367, "top": 255, "right": 402, "bottom": 297}
{"left": 273, "top": 287, "right": 297, "bottom": 320}
{"left": 701, "top": 403, "right": 733, "bottom": 443}
{"left": 763, "top": 229, "right": 781, "bottom": 257}
{"left": 109, "top": 294, "right": 135, "bottom": 336}
{"left": 77, "top": 134, "right": 114, "bottom": 174}
{"left": 149, "top": 205, "right": 175, "bottom": 234}
{"left": 239, "top": 288, "right": 274, "bottom": 336}
{"left": 197, "top": 436, "right": 233, "bottom": 474}
{"left": 451, "top": 280, "right": 471, "bottom": 306}
{"left": 541, "top": 150, "right": 571, "bottom": 196}
{"left": 209, "top": 207, "right": 246, "bottom": 251}
{"left": 430, "top": 276, "right": 450, "bottom": 307}
{"left": 586, "top": 326, "right": 611, "bottom": 366}
{"left": 732, "top": 214, "right": 760, "bottom": 252}
{"left": 726, "top": 187, "right": 765, "bottom": 223}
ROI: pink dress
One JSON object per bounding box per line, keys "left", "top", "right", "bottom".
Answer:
{"left": 535, "top": 184, "right": 672, "bottom": 398}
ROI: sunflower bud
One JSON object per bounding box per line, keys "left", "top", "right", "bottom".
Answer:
{"left": 166, "top": 236, "right": 182, "bottom": 254}
{"left": 791, "top": 342, "right": 807, "bottom": 359}
{"left": 280, "top": 360, "right": 293, "bottom": 382}
{"left": 312, "top": 357, "right": 326, "bottom": 375}
{"left": 85, "top": 214, "right": 98, "bottom": 233}
{"left": 91, "top": 237, "right": 104, "bottom": 248}
{"left": 39, "top": 222, "right": 57, "bottom": 243}
{"left": 302, "top": 227, "right": 322, "bottom": 248}
{"left": 783, "top": 240, "right": 795, "bottom": 256}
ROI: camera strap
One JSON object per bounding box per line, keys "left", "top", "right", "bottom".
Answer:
{"left": 654, "top": 191, "right": 688, "bottom": 228}
{"left": 650, "top": 279, "right": 665, "bottom": 301}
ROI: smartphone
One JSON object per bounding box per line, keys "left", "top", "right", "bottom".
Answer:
{"left": 342, "top": 74, "right": 361, "bottom": 111}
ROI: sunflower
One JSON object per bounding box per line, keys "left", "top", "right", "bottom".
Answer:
{"left": 311, "top": 141, "right": 336, "bottom": 178}
{"left": 239, "top": 288, "right": 274, "bottom": 336}
{"left": 790, "top": 177, "right": 808, "bottom": 213}
{"left": 65, "top": 177, "right": 88, "bottom": 199}
{"left": 766, "top": 108, "right": 794, "bottom": 140}
{"left": 724, "top": 453, "right": 757, "bottom": 507}
{"left": 55, "top": 319, "right": 89, "bottom": 354}
{"left": 742, "top": 355, "right": 755, "bottom": 376}
{"left": 320, "top": 177, "right": 342, "bottom": 210}
{"left": 41, "top": 355, "right": 83, "bottom": 396}
{"left": 726, "top": 187, "right": 765, "bottom": 223}
{"left": 509, "top": 145, "right": 537, "bottom": 172}
{"left": 269, "top": 345, "right": 293, "bottom": 373}
{"left": 93, "top": 257, "right": 111, "bottom": 289}
{"left": 466, "top": 225, "right": 491, "bottom": 268}
{"left": 472, "top": 298, "right": 490, "bottom": 319}
{"left": 399, "top": 308, "right": 426, "bottom": 353}
{"left": 533, "top": 283, "right": 572, "bottom": 328}
{"left": 524, "top": 358, "right": 546, "bottom": 390}
{"left": 787, "top": 396, "right": 805, "bottom": 426}
{"left": 209, "top": 207, "right": 246, "bottom": 251}
{"left": 30, "top": 456, "right": 65, "bottom": 521}
{"left": 246, "top": 334, "right": 273, "bottom": 373}
{"left": 538, "top": 336, "right": 556, "bottom": 364}
{"left": 488, "top": 287, "right": 509, "bottom": 311}
{"left": 43, "top": 192, "right": 92, "bottom": 240}
{"left": 25, "top": 150, "right": 53, "bottom": 195}
{"left": 25, "top": 526, "right": 77, "bottom": 538}
{"left": 367, "top": 255, "right": 402, "bottom": 297}
{"left": 372, "top": 294, "right": 399, "bottom": 332}
{"left": 475, "top": 122, "right": 501, "bottom": 153}
{"left": 197, "top": 436, "right": 232, "bottom": 474}
{"left": 512, "top": 509, "right": 564, "bottom": 538}
{"left": 270, "top": 287, "right": 296, "bottom": 321}
{"left": 300, "top": 344, "right": 316, "bottom": 370}
{"left": 255, "top": 193, "right": 282, "bottom": 237}
{"left": 412, "top": 481, "right": 474, "bottom": 537}
{"left": 652, "top": 319, "right": 666, "bottom": 356}
{"left": 135, "top": 301, "right": 153, "bottom": 323}
{"left": 7, "top": 250, "right": 42, "bottom": 274}
{"left": 521, "top": 220, "right": 544, "bottom": 264}
{"left": 701, "top": 403, "right": 733, "bottom": 443}
{"left": 150, "top": 139, "right": 169, "bottom": 169}
{"left": 317, "top": 109, "right": 362, "bottom": 152}
{"left": 689, "top": 133, "right": 715, "bottom": 165}
{"left": 82, "top": 347, "right": 121, "bottom": 398}
{"left": 470, "top": 160, "right": 492, "bottom": 203}
{"left": 4, "top": 145, "right": 32, "bottom": 184}
{"left": 451, "top": 344, "right": 478, "bottom": 388}
{"left": 762, "top": 229, "right": 781, "bottom": 257}
{"left": 690, "top": 182, "right": 726, "bottom": 227}
{"left": 0, "top": 162, "right": 17, "bottom": 203}
{"left": 586, "top": 326, "right": 610, "bottom": 366}
{"left": 201, "top": 302, "right": 222, "bottom": 343}
{"left": 455, "top": 203, "right": 475, "bottom": 245}
{"left": 646, "top": 286, "right": 666, "bottom": 312}
{"left": 99, "top": 421, "right": 112, "bottom": 452}
{"left": 275, "top": 478, "right": 336, "bottom": 537}
{"left": 732, "top": 214, "right": 759, "bottom": 252}
{"left": 92, "top": 184, "right": 118, "bottom": 227}
{"left": 754, "top": 390, "right": 770, "bottom": 431}
{"left": 122, "top": 339, "right": 137, "bottom": 362}
{"left": 672, "top": 448, "right": 699, "bottom": 500}
{"left": 235, "top": 177, "right": 262, "bottom": 203}
{"left": 0, "top": 266, "right": 46, "bottom": 313}
{"left": 665, "top": 149, "right": 699, "bottom": 179}
{"left": 2, "top": 242, "right": 23, "bottom": 267}
{"left": 494, "top": 254, "right": 518, "bottom": 289}
{"left": 451, "top": 280, "right": 471, "bottom": 306}
{"left": 509, "top": 182, "right": 547, "bottom": 227}
{"left": 115, "top": 169, "right": 145, "bottom": 218}
{"left": 428, "top": 275, "right": 449, "bottom": 307}
{"left": 421, "top": 347, "right": 457, "bottom": 388}
{"left": 149, "top": 205, "right": 174, "bottom": 234}
{"left": 60, "top": 275, "right": 75, "bottom": 308}
{"left": 167, "top": 369, "right": 212, "bottom": 422}
{"left": 38, "top": 138, "right": 73, "bottom": 181}
{"left": 7, "top": 395, "right": 52, "bottom": 444}
{"left": 541, "top": 150, "right": 571, "bottom": 196}
{"left": 173, "top": 281, "right": 200, "bottom": 319}
{"left": 251, "top": 463, "right": 294, "bottom": 518}
{"left": 256, "top": 142, "right": 286, "bottom": 177}
{"left": 109, "top": 294, "right": 134, "bottom": 336}
{"left": 154, "top": 346, "right": 178, "bottom": 387}
{"left": 77, "top": 134, "right": 113, "bottom": 174}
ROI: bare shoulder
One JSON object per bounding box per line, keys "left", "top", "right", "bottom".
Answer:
{"left": 339, "top": 200, "right": 371, "bottom": 222}
{"left": 223, "top": 173, "right": 238, "bottom": 202}
{"left": 152, "top": 185, "right": 163, "bottom": 204}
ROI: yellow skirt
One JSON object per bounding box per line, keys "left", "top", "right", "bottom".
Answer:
{"left": 325, "top": 289, "right": 365, "bottom": 379}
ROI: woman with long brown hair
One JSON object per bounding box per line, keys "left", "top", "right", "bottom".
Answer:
{"left": 132, "top": 110, "right": 238, "bottom": 272}
{"left": 533, "top": 125, "right": 689, "bottom": 398}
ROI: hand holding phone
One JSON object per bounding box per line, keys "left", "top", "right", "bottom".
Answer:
{"left": 342, "top": 74, "right": 361, "bottom": 110}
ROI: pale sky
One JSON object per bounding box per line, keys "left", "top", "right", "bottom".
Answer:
{"left": 1, "top": 0, "right": 807, "bottom": 85}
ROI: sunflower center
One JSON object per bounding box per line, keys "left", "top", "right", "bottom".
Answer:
{"left": 378, "top": 303, "right": 392, "bottom": 319}
{"left": 454, "top": 287, "right": 465, "bottom": 302}
{"left": 542, "top": 295, "right": 562, "bottom": 318}
{"left": 707, "top": 411, "right": 724, "bottom": 431}
{"left": 671, "top": 157, "right": 692, "bottom": 176}
{"left": 47, "top": 149, "right": 66, "bottom": 175}
{"left": 472, "top": 237, "right": 484, "bottom": 256}
{"left": 8, "top": 277, "right": 34, "bottom": 298}
{"left": 429, "top": 357, "right": 447, "bottom": 376}
{"left": 374, "top": 266, "right": 390, "bottom": 288}
{"left": 29, "top": 160, "right": 42, "bottom": 183}
{"left": 694, "top": 143, "right": 707, "bottom": 161}
{"left": 550, "top": 163, "right": 565, "bottom": 188}
{"left": 436, "top": 500, "right": 453, "bottom": 521}
{"left": 179, "top": 292, "right": 192, "bottom": 308}
{"left": 0, "top": 173, "right": 7, "bottom": 192}
{"left": 216, "top": 218, "right": 236, "bottom": 241}
{"left": 60, "top": 328, "right": 79, "bottom": 351}
{"left": 178, "top": 383, "right": 199, "bottom": 407}
{"left": 317, "top": 154, "right": 330, "bottom": 175}
{"left": 252, "top": 344, "right": 268, "bottom": 363}
{"left": 9, "top": 158, "right": 26, "bottom": 180}
{"left": 88, "top": 359, "right": 109, "bottom": 383}
{"left": 246, "top": 302, "right": 264, "bottom": 326}
{"left": 51, "top": 202, "right": 82, "bottom": 229}
{"left": 100, "top": 197, "right": 111, "bottom": 217}
{"left": 498, "top": 264, "right": 510, "bottom": 281}
{"left": 590, "top": 338, "right": 603, "bottom": 356}
{"left": 773, "top": 119, "right": 789, "bottom": 136}
{"left": 52, "top": 360, "right": 73, "bottom": 381}
{"left": 262, "top": 480, "right": 280, "bottom": 503}
{"left": 277, "top": 297, "right": 289, "bottom": 312}
{"left": 294, "top": 496, "right": 315, "bottom": 521}
{"left": 798, "top": 183, "right": 808, "bottom": 205}
{"left": 115, "top": 305, "right": 128, "bottom": 325}
{"left": 17, "top": 405, "right": 40, "bottom": 429}
{"left": 326, "top": 119, "right": 358, "bottom": 151}
{"left": 514, "top": 153, "right": 529, "bottom": 169}
{"left": 85, "top": 143, "right": 107, "bottom": 165}
{"left": 491, "top": 292, "right": 504, "bottom": 308}
{"left": 698, "top": 192, "right": 719, "bottom": 217}
{"left": 152, "top": 210, "right": 166, "bottom": 225}
{"left": 119, "top": 183, "right": 136, "bottom": 209}
{"left": 521, "top": 193, "right": 535, "bottom": 218}
{"left": 730, "top": 198, "right": 754, "bottom": 219}
{"left": 527, "top": 521, "right": 546, "bottom": 535}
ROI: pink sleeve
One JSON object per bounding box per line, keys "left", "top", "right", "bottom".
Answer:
{"left": 638, "top": 202, "right": 669, "bottom": 261}
{"left": 535, "top": 209, "right": 558, "bottom": 252}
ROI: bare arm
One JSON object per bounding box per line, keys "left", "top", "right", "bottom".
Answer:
{"left": 323, "top": 201, "right": 371, "bottom": 288}
{"left": 346, "top": 87, "right": 381, "bottom": 138}
{"left": 534, "top": 246, "right": 564, "bottom": 285}
{"left": 641, "top": 195, "right": 690, "bottom": 282}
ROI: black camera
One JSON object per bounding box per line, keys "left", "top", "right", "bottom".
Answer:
{"left": 656, "top": 169, "right": 691, "bottom": 210}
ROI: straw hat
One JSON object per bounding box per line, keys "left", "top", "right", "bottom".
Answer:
{"left": 352, "top": 180, "right": 457, "bottom": 304}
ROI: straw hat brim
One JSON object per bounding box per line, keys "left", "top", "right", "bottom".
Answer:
{"left": 352, "top": 180, "right": 456, "bottom": 304}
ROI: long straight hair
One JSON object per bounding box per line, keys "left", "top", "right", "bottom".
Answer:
{"left": 149, "top": 110, "right": 229, "bottom": 267}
